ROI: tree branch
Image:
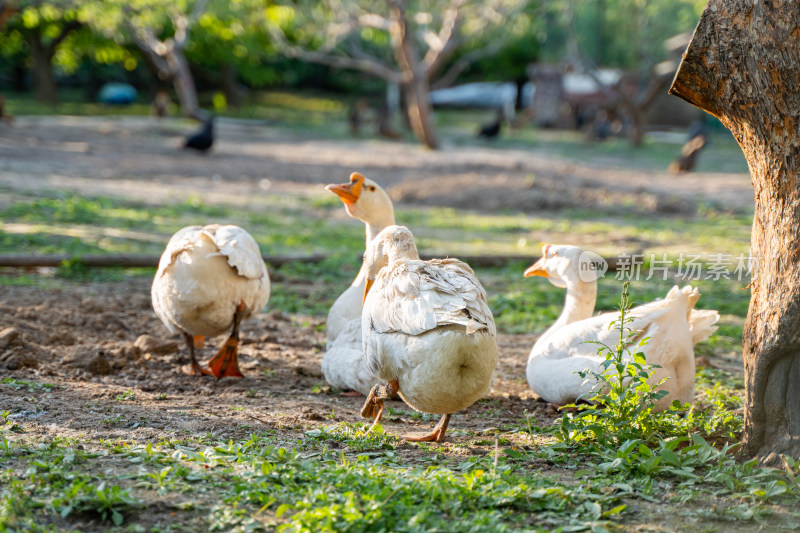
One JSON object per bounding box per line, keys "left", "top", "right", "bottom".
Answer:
{"left": 357, "top": 12, "right": 393, "bottom": 31}
{"left": 126, "top": 21, "right": 171, "bottom": 76}
{"left": 173, "top": 0, "right": 208, "bottom": 49}
{"left": 422, "top": 0, "right": 465, "bottom": 73}
{"left": 430, "top": 39, "right": 504, "bottom": 89}
{"left": 268, "top": 24, "right": 404, "bottom": 83}
{"left": 48, "top": 19, "right": 82, "bottom": 52}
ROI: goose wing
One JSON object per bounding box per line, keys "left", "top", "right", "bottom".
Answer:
{"left": 365, "top": 258, "right": 495, "bottom": 337}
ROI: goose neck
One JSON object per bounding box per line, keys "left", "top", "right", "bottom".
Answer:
{"left": 553, "top": 278, "right": 597, "bottom": 329}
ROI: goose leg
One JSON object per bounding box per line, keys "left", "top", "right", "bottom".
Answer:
{"left": 402, "top": 413, "right": 451, "bottom": 443}
{"left": 205, "top": 302, "right": 246, "bottom": 379}
{"left": 361, "top": 379, "right": 399, "bottom": 432}
{"left": 181, "top": 332, "right": 213, "bottom": 376}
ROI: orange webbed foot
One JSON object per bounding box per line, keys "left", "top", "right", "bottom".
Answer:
{"left": 204, "top": 337, "right": 244, "bottom": 379}
{"left": 401, "top": 414, "right": 451, "bottom": 443}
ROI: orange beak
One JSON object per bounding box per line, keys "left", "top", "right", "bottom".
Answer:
{"left": 325, "top": 172, "right": 365, "bottom": 206}
{"left": 363, "top": 278, "right": 374, "bottom": 304}
{"left": 524, "top": 244, "right": 550, "bottom": 278}
{"left": 523, "top": 258, "right": 548, "bottom": 278}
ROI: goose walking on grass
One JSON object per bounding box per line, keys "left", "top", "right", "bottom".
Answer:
{"left": 322, "top": 172, "right": 395, "bottom": 395}
{"left": 360, "top": 225, "right": 498, "bottom": 442}
{"left": 151, "top": 224, "right": 270, "bottom": 378}
{"left": 524, "top": 244, "right": 719, "bottom": 410}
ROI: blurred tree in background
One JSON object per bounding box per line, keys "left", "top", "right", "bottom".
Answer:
{"left": 538, "top": 0, "right": 705, "bottom": 70}
{"left": 267, "top": 0, "right": 531, "bottom": 149}
{"left": 1, "top": 0, "right": 88, "bottom": 104}
{"left": 0, "top": 0, "right": 707, "bottom": 142}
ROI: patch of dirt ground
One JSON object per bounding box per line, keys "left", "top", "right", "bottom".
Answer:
{"left": 0, "top": 115, "right": 754, "bottom": 215}
{"left": 0, "top": 277, "right": 549, "bottom": 446}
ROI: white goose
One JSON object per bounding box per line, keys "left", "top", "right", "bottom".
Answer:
{"left": 322, "top": 172, "right": 395, "bottom": 395}
{"left": 360, "top": 225, "right": 498, "bottom": 442}
{"left": 524, "top": 244, "right": 719, "bottom": 410}
{"left": 151, "top": 224, "right": 270, "bottom": 378}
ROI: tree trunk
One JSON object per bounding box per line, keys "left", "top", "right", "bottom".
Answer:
{"left": 25, "top": 20, "right": 82, "bottom": 105}
{"left": 29, "top": 34, "right": 58, "bottom": 105}
{"left": 390, "top": 0, "right": 439, "bottom": 150}
{"left": 221, "top": 64, "right": 243, "bottom": 108}
{"left": 670, "top": 0, "right": 800, "bottom": 465}
{"left": 402, "top": 76, "right": 439, "bottom": 150}
{"left": 166, "top": 48, "right": 200, "bottom": 119}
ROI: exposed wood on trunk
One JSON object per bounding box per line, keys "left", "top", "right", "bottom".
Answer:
{"left": 670, "top": 0, "right": 800, "bottom": 465}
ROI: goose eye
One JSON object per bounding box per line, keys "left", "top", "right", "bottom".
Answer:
{"left": 368, "top": 186, "right": 376, "bottom": 191}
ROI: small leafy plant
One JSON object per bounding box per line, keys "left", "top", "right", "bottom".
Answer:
{"left": 558, "top": 282, "right": 674, "bottom": 447}
{"left": 50, "top": 479, "right": 140, "bottom": 526}
{"left": 114, "top": 390, "right": 136, "bottom": 402}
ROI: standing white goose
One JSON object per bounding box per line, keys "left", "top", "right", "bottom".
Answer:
{"left": 151, "top": 224, "right": 270, "bottom": 378}
{"left": 322, "top": 172, "right": 395, "bottom": 394}
{"left": 523, "top": 244, "right": 719, "bottom": 410}
{"left": 360, "top": 225, "right": 498, "bottom": 442}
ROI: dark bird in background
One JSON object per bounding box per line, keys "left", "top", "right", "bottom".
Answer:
{"left": 184, "top": 115, "right": 214, "bottom": 153}
{"left": 477, "top": 110, "right": 503, "bottom": 140}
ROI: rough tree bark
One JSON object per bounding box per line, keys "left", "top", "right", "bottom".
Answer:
{"left": 670, "top": 0, "right": 800, "bottom": 465}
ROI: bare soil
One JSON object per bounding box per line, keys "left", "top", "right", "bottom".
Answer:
{"left": 0, "top": 277, "right": 547, "bottom": 445}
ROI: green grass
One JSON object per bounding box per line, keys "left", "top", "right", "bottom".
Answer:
{"left": 2, "top": 413, "right": 798, "bottom": 532}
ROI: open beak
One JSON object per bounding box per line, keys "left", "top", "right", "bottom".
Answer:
{"left": 363, "top": 278, "right": 374, "bottom": 304}
{"left": 326, "top": 172, "right": 365, "bottom": 206}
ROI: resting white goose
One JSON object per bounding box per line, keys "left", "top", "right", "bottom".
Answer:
{"left": 524, "top": 244, "right": 719, "bottom": 411}
{"left": 151, "top": 224, "right": 270, "bottom": 378}
{"left": 322, "top": 172, "right": 395, "bottom": 395}
{"left": 360, "top": 225, "right": 498, "bottom": 442}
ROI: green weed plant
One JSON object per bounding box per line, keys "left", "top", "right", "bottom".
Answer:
{"left": 557, "top": 282, "right": 674, "bottom": 447}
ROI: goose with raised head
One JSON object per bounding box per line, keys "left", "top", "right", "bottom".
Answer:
{"left": 524, "top": 244, "right": 718, "bottom": 410}
{"left": 360, "top": 225, "right": 498, "bottom": 442}
{"left": 322, "top": 172, "right": 395, "bottom": 395}
{"left": 151, "top": 224, "right": 270, "bottom": 378}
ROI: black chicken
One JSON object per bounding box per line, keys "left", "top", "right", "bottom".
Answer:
{"left": 477, "top": 112, "right": 503, "bottom": 140}
{"left": 183, "top": 116, "right": 214, "bottom": 152}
